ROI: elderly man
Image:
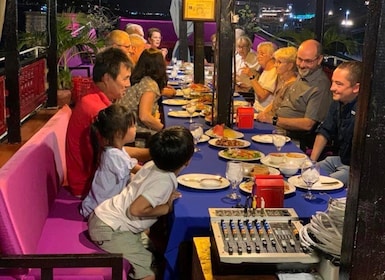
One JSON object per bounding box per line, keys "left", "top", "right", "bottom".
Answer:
{"left": 128, "top": 33, "right": 147, "bottom": 65}
{"left": 310, "top": 61, "right": 362, "bottom": 186}
{"left": 258, "top": 40, "right": 332, "bottom": 151}
{"left": 235, "top": 35, "right": 260, "bottom": 90}
{"left": 125, "top": 23, "right": 145, "bottom": 37}
{"left": 105, "top": 29, "right": 134, "bottom": 59}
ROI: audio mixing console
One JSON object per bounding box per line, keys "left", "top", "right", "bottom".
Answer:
{"left": 209, "top": 208, "right": 319, "bottom": 275}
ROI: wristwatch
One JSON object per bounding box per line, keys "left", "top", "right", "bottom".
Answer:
{"left": 249, "top": 75, "right": 255, "bottom": 80}
{"left": 272, "top": 115, "right": 278, "bottom": 126}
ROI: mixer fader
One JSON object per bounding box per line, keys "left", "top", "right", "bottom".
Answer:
{"left": 209, "top": 208, "right": 319, "bottom": 272}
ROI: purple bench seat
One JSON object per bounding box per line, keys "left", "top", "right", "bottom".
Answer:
{"left": 0, "top": 105, "right": 130, "bottom": 279}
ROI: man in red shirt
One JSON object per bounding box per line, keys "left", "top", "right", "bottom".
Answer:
{"left": 66, "top": 47, "right": 148, "bottom": 197}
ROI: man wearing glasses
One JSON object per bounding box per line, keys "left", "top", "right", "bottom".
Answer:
{"left": 105, "top": 30, "right": 134, "bottom": 60}
{"left": 295, "top": 39, "right": 332, "bottom": 150}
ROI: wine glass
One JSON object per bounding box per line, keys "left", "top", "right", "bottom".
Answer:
{"left": 189, "top": 123, "right": 204, "bottom": 152}
{"left": 301, "top": 160, "right": 320, "bottom": 200}
{"left": 185, "top": 101, "right": 196, "bottom": 123}
{"left": 226, "top": 161, "right": 243, "bottom": 200}
{"left": 272, "top": 128, "right": 286, "bottom": 152}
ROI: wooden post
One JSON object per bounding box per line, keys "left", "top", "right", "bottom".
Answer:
{"left": 214, "top": 0, "right": 234, "bottom": 127}
{"left": 315, "top": 0, "right": 325, "bottom": 45}
{"left": 340, "top": 0, "right": 385, "bottom": 278}
{"left": 193, "top": 22, "right": 204, "bottom": 84}
{"left": 4, "top": 0, "right": 21, "bottom": 143}
{"left": 46, "top": 0, "right": 58, "bottom": 108}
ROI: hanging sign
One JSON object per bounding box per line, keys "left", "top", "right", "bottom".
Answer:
{"left": 183, "top": 0, "right": 216, "bottom": 21}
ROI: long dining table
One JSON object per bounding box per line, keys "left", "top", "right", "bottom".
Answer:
{"left": 160, "top": 95, "right": 347, "bottom": 279}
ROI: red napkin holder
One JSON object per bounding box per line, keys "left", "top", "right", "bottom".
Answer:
{"left": 252, "top": 175, "right": 284, "bottom": 208}
{"left": 237, "top": 107, "right": 254, "bottom": 129}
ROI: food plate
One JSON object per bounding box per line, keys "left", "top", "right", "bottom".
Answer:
{"left": 205, "top": 128, "right": 244, "bottom": 139}
{"left": 288, "top": 175, "right": 344, "bottom": 191}
{"left": 239, "top": 180, "right": 296, "bottom": 195}
{"left": 168, "top": 111, "right": 200, "bottom": 118}
{"left": 162, "top": 99, "right": 189, "bottom": 106}
{"left": 251, "top": 134, "right": 291, "bottom": 144}
{"left": 198, "top": 134, "right": 210, "bottom": 143}
{"left": 177, "top": 173, "right": 230, "bottom": 190}
{"left": 218, "top": 149, "right": 265, "bottom": 161}
{"left": 208, "top": 138, "right": 251, "bottom": 149}
{"left": 260, "top": 154, "right": 286, "bottom": 168}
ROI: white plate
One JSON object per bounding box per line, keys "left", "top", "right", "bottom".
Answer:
{"left": 177, "top": 174, "right": 230, "bottom": 190}
{"left": 198, "top": 134, "right": 210, "bottom": 143}
{"left": 260, "top": 154, "right": 287, "bottom": 168}
{"left": 205, "top": 128, "right": 244, "bottom": 139}
{"left": 168, "top": 111, "right": 200, "bottom": 118}
{"left": 239, "top": 180, "right": 296, "bottom": 195}
{"left": 218, "top": 149, "right": 265, "bottom": 162}
{"left": 288, "top": 175, "right": 344, "bottom": 191}
{"left": 251, "top": 134, "right": 291, "bottom": 144}
{"left": 162, "top": 99, "right": 189, "bottom": 106}
{"left": 208, "top": 138, "right": 251, "bottom": 149}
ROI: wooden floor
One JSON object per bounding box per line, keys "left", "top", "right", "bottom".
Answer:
{"left": 0, "top": 108, "right": 59, "bottom": 168}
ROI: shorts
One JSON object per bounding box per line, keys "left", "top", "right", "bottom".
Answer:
{"left": 88, "top": 212, "right": 155, "bottom": 279}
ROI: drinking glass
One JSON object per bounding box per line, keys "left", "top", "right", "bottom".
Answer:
{"left": 185, "top": 101, "right": 196, "bottom": 123}
{"left": 190, "top": 123, "right": 204, "bottom": 152}
{"left": 272, "top": 128, "right": 286, "bottom": 151}
{"left": 226, "top": 161, "right": 243, "bottom": 200}
{"left": 301, "top": 160, "right": 320, "bottom": 200}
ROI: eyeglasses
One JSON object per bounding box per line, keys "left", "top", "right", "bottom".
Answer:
{"left": 275, "top": 60, "right": 289, "bottom": 65}
{"left": 116, "top": 44, "right": 132, "bottom": 50}
{"left": 296, "top": 56, "right": 319, "bottom": 64}
{"left": 236, "top": 45, "right": 248, "bottom": 50}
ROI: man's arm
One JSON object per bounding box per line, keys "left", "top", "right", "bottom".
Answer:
{"left": 310, "top": 134, "right": 328, "bottom": 161}
{"left": 275, "top": 116, "right": 316, "bottom": 131}
{"left": 125, "top": 146, "right": 151, "bottom": 163}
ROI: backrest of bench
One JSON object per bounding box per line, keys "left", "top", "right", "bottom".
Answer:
{"left": 0, "top": 106, "right": 72, "bottom": 255}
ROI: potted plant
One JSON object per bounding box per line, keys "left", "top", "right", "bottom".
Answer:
{"left": 56, "top": 12, "right": 104, "bottom": 90}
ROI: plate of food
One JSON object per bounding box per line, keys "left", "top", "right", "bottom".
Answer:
{"left": 205, "top": 124, "right": 244, "bottom": 139}
{"left": 168, "top": 111, "right": 200, "bottom": 118}
{"left": 177, "top": 173, "right": 230, "bottom": 190}
{"left": 288, "top": 175, "right": 344, "bottom": 191}
{"left": 162, "top": 99, "right": 189, "bottom": 106}
{"left": 241, "top": 163, "right": 280, "bottom": 177}
{"left": 218, "top": 149, "right": 265, "bottom": 161}
{"left": 208, "top": 138, "right": 251, "bottom": 149}
{"left": 189, "top": 83, "right": 212, "bottom": 93}
{"left": 251, "top": 134, "right": 291, "bottom": 144}
{"left": 239, "top": 180, "right": 296, "bottom": 195}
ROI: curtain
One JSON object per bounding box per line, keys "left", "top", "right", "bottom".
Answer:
{"left": 169, "top": 0, "right": 193, "bottom": 60}
{"left": 0, "top": 0, "right": 5, "bottom": 41}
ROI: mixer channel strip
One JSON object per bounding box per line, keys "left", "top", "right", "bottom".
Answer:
{"left": 209, "top": 208, "right": 319, "bottom": 264}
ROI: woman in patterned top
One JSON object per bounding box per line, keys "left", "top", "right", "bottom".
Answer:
{"left": 119, "top": 48, "right": 167, "bottom": 135}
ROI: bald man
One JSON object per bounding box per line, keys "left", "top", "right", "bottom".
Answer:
{"left": 129, "top": 33, "right": 147, "bottom": 65}
{"left": 105, "top": 30, "right": 134, "bottom": 59}
{"left": 294, "top": 39, "right": 333, "bottom": 150}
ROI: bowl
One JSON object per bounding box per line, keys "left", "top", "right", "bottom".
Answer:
{"left": 269, "top": 152, "right": 286, "bottom": 165}
{"left": 285, "top": 152, "right": 307, "bottom": 166}
{"left": 279, "top": 162, "right": 299, "bottom": 177}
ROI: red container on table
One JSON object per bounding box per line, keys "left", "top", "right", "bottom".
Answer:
{"left": 252, "top": 175, "right": 284, "bottom": 208}
{"left": 237, "top": 107, "right": 254, "bottom": 129}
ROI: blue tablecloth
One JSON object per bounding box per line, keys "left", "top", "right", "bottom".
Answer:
{"left": 161, "top": 98, "right": 347, "bottom": 279}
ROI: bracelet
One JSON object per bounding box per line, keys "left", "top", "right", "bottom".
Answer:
{"left": 249, "top": 75, "right": 255, "bottom": 80}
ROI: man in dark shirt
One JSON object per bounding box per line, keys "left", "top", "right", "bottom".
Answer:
{"left": 310, "top": 61, "right": 362, "bottom": 186}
